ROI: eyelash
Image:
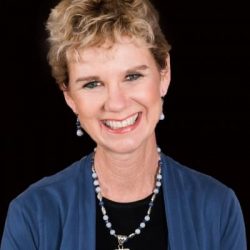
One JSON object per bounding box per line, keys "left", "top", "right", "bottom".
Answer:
{"left": 83, "top": 81, "right": 101, "bottom": 89}
{"left": 126, "top": 73, "right": 143, "bottom": 81}
{"left": 82, "top": 73, "right": 143, "bottom": 89}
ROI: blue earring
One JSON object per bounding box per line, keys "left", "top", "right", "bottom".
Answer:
{"left": 76, "top": 117, "right": 84, "bottom": 137}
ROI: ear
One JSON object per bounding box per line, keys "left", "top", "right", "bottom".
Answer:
{"left": 160, "top": 54, "right": 171, "bottom": 97}
{"left": 63, "top": 90, "right": 78, "bottom": 114}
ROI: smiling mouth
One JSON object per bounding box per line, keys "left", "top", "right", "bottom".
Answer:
{"left": 102, "top": 113, "right": 140, "bottom": 130}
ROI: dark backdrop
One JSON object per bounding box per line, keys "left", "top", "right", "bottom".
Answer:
{"left": 1, "top": 0, "right": 249, "bottom": 244}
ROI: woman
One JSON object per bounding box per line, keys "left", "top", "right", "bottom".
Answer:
{"left": 1, "top": 0, "right": 246, "bottom": 249}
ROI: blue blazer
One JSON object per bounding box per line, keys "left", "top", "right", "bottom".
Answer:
{"left": 1, "top": 153, "right": 247, "bottom": 249}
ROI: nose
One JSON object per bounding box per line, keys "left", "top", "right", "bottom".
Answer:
{"left": 104, "top": 84, "right": 128, "bottom": 112}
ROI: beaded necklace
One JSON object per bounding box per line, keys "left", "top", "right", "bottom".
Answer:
{"left": 91, "top": 152, "right": 163, "bottom": 250}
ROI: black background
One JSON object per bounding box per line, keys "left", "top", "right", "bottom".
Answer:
{"left": 1, "top": 0, "right": 249, "bottom": 245}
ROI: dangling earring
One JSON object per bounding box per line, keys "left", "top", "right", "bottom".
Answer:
{"left": 160, "top": 112, "right": 165, "bottom": 120}
{"left": 76, "top": 116, "right": 84, "bottom": 137}
{"left": 160, "top": 96, "right": 165, "bottom": 121}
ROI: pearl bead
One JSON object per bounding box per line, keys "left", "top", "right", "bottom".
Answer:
{"left": 76, "top": 129, "right": 84, "bottom": 136}
{"left": 156, "top": 181, "right": 161, "bottom": 187}
{"left": 103, "top": 215, "right": 109, "bottom": 221}
{"left": 157, "top": 174, "right": 162, "bottom": 180}
{"left": 94, "top": 180, "right": 99, "bottom": 186}
{"left": 92, "top": 172, "right": 97, "bottom": 178}
{"left": 135, "top": 229, "right": 141, "bottom": 234}
{"left": 154, "top": 188, "right": 159, "bottom": 194}
{"left": 110, "top": 230, "right": 115, "bottom": 235}
{"left": 140, "top": 222, "right": 146, "bottom": 228}
{"left": 106, "top": 222, "right": 112, "bottom": 228}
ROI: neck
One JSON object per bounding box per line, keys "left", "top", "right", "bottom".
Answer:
{"left": 93, "top": 141, "right": 160, "bottom": 202}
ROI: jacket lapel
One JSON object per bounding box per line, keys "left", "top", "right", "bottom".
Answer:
{"left": 79, "top": 154, "right": 96, "bottom": 250}
{"left": 161, "top": 155, "right": 199, "bottom": 250}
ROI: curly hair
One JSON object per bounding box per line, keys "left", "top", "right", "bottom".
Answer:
{"left": 46, "top": 0, "right": 171, "bottom": 87}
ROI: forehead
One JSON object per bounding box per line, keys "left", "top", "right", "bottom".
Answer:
{"left": 68, "top": 40, "right": 154, "bottom": 69}
{"left": 68, "top": 36, "right": 151, "bottom": 62}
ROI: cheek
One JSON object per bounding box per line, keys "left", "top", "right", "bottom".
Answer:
{"left": 76, "top": 93, "right": 107, "bottom": 119}
{"left": 136, "top": 81, "right": 161, "bottom": 104}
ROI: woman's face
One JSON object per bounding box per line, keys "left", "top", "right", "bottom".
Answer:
{"left": 64, "top": 39, "right": 170, "bottom": 154}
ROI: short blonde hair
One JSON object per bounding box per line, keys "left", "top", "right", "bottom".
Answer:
{"left": 46, "top": 0, "right": 171, "bottom": 87}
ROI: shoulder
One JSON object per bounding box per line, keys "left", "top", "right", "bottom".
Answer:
{"left": 161, "top": 154, "right": 247, "bottom": 248}
{"left": 160, "top": 153, "right": 242, "bottom": 214}
{"left": 31, "top": 154, "right": 91, "bottom": 186}
{"left": 162, "top": 153, "right": 231, "bottom": 196}
{"left": 10, "top": 153, "right": 93, "bottom": 209}
{"left": 1, "top": 154, "right": 94, "bottom": 249}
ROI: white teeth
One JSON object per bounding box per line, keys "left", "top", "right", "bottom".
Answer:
{"left": 104, "top": 113, "right": 139, "bottom": 129}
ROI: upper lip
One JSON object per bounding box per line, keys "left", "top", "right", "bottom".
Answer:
{"left": 101, "top": 112, "right": 140, "bottom": 122}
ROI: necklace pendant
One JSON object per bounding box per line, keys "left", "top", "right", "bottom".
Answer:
{"left": 115, "top": 235, "right": 130, "bottom": 250}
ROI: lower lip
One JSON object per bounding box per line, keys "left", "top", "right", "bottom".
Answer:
{"left": 101, "top": 113, "right": 141, "bottom": 134}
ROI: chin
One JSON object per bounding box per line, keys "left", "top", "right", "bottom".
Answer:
{"left": 109, "top": 143, "right": 139, "bottom": 155}
{"left": 95, "top": 137, "right": 136, "bottom": 154}
{"left": 98, "top": 133, "right": 155, "bottom": 155}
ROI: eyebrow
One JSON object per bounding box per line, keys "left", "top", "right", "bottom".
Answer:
{"left": 125, "top": 65, "right": 149, "bottom": 72}
{"left": 75, "top": 76, "right": 101, "bottom": 84}
{"left": 74, "top": 64, "right": 149, "bottom": 84}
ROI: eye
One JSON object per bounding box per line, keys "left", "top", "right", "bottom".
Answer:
{"left": 83, "top": 81, "right": 101, "bottom": 89}
{"left": 125, "top": 73, "right": 143, "bottom": 81}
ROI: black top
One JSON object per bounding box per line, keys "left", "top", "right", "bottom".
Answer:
{"left": 96, "top": 187, "right": 168, "bottom": 250}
